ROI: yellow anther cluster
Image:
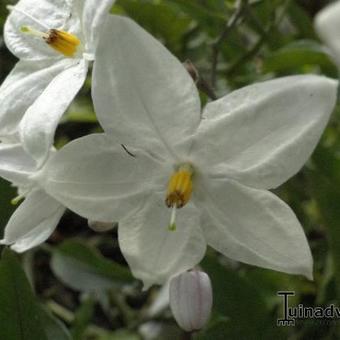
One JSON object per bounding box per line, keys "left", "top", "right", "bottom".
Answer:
{"left": 21, "top": 25, "right": 81, "bottom": 57}
{"left": 45, "top": 29, "right": 80, "bottom": 57}
{"left": 165, "top": 164, "right": 193, "bottom": 209}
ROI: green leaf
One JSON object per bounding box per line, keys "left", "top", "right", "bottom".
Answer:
{"left": 201, "top": 254, "right": 286, "bottom": 339}
{"left": 312, "top": 143, "right": 340, "bottom": 187}
{"left": 0, "top": 0, "right": 11, "bottom": 33}
{"left": 309, "top": 171, "right": 340, "bottom": 299}
{"left": 0, "top": 178, "right": 17, "bottom": 237}
{"left": 39, "top": 306, "right": 72, "bottom": 340}
{"left": 165, "top": 0, "right": 227, "bottom": 23}
{"left": 98, "top": 330, "right": 141, "bottom": 340}
{"left": 50, "top": 240, "right": 133, "bottom": 291}
{"left": 194, "top": 317, "right": 231, "bottom": 340}
{"left": 64, "top": 99, "right": 97, "bottom": 123}
{"left": 71, "top": 296, "right": 95, "bottom": 340}
{"left": 114, "top": 0, "right": 191, "bottom": 54}
{"left": 287, "top": 2, "right": 316, "bottom": 39}
{"left": 263, "top": 40, "right": 338, "bottom": 76}
{"left": 0, "top": 248, "right": 47, "bottom": 340}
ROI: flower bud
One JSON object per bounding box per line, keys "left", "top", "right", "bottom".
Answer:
{"left": 169, "top": 270, "right": 213, "bottom": 332}
{"left": 87, "top": 220, "right": 116, "bottom": 232}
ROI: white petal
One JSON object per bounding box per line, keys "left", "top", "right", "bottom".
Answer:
{"left": 5, "top": 0, "right": 78, "bottom": 60}
{"left": 0, "top": 143, "right": 36, "bottom": 185}
{"left": 118, "top": 193, "right": 206, "bottom": 288}
{"left": 37, "top": 134, "right": 167, "bottom": 222}
{"left": 81, "top": 0, "right": 115, "bottom": 52}
{"left": 0, "top": 189, "right": 65, "bottom": 252}
{"left": 191, "top": 75, "right": 337, "bottom": 189}
{"left": 93, "top": 16, "right": 201, "bottom": 159}
{"left": 0, "top": 59, "right": 73, "bottom": 138}
{"left": 315, "top": 1, "right": 340, "bottom": 66}
{"left": 19, "top": 59, "right": 88, "bottom": 166}
{"left": 194, "top": 177, "right": 313, "bottom": 279}
{"left": 87, "top": 220, "right": 115, "bottom": 233}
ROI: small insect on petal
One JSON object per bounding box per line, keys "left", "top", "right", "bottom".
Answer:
{"left": 169, "top": 270, "right": 213, "bottom": 332}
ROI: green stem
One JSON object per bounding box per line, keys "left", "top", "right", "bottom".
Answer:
{"left": 48, "top": 300, "right": 110, "bottom": 337}
{"left": 109, "top": 290, "right": 136, "bottom": 327}
{"left": 211, "top": 0, "right": 248, "bottom": 86}
{"left": 226, "top": 0, "right": 291, "bottom": 76}
{"left": 47, "top": 300, "right": 74, "bottom": 324}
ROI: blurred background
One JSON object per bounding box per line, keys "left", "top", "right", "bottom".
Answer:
{"left": 1, "top": 0, "right": 340, "bottom": 339}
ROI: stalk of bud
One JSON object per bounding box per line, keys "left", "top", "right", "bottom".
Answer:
{"left": 169, "top": 270, "right": 213, "bottom": 332}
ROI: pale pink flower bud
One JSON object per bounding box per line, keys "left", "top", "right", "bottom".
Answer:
{"left": 169, "top": 270, "right": 213, "bottom": 332}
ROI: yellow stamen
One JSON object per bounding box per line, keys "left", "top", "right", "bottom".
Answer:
{"left": 165, "top": 163, "right": 193, "bottom": 209}
{"left": 165, "top": 163, "right": 193, "bottom": 231}
{"left": 21, "top": 26, "right": 80, "bottom": 57}
{"left": 45, "top": 29, "right": 80, "bottom": 57}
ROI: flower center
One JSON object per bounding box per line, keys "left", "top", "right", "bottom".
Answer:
{"left": 21, "top": 26, "right": 80, "bottom": 57}
{"left": 165, "top": 163, "right": 193, "bottom": 231}
{"left": 7, "top": 5, "right": 80, "bottom": 57}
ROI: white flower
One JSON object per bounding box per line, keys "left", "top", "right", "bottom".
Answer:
{"left": 0, "top": 0, "right": 115, "bottom": 165}
{"left": 37, "top": 17, "right": 337, "bottom": 288}
{"left": 314, "top": 1, "right": 340, "bottom": 67}
{"left": 169, "top": 270, "right": 213, "bottom": 332}
{"left": 0, "top": 143, "right": 65, "bottom": 252}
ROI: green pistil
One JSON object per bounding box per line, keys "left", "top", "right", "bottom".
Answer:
{"left": 168, "top": 223, "right": 177, "bottom": 232}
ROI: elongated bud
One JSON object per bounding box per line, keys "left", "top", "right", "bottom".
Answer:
{"left": 169, "top": 270, "right": 213, "bottom": 332}
{"left": 87, "top": 220, "right": 116, "bottom": 232}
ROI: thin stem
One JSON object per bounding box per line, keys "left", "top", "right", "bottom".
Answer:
{"left": 226, "top": 34, "right": 266, "bottom": 76}
{"left": 48, "top": 300, "right": 110, "bottom": 337}
{"left": 184, "top": 60, "right": 217, "bottom": 100}
{"left": 211, "top": 0, "right": 248, "bottom": 86}
{"left": 226, "top": 0, "right": 291, "bottom": 76}
{"left": 47, "top": 300, "right": 75, "bottom": 324}
{"left": 198, "top": 77, "right": 218, "bottom": 100}
{"left": 109, "top": 290, "right": 135, "bottom": 326}
{"left": 243, "top": 4, "right": 270, "bottom": 41}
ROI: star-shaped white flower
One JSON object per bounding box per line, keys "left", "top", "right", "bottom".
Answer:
{"left": 315, "top": 1, "right": 340, "bottom": 67}
{"left": 0, "top": 0, "right": 115, "bottom": 165}
{"left": 0, "top": 142, "right": 65, "bottom": 252}
{"left": 37, "top": 17, "right": 337, "bottom": 288}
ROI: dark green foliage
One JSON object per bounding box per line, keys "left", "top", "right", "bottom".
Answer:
{"left": 0, "top": 1, "right": 339, "bottom": 339}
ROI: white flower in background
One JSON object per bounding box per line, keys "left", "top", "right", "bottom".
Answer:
{"left": 314, "top": 1, "right": 340, "bottom": 67}
{"left": 36, "top": 17, "right": 337, "bottom": 288}
{"left": 0, "top": 0, "right": 115, "bottom": 165}
{"left": 0, "top": 143, "right": 65, "bottom": 252}
{"left": 169, "top": 270, "right": 213, "bottom": 332}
